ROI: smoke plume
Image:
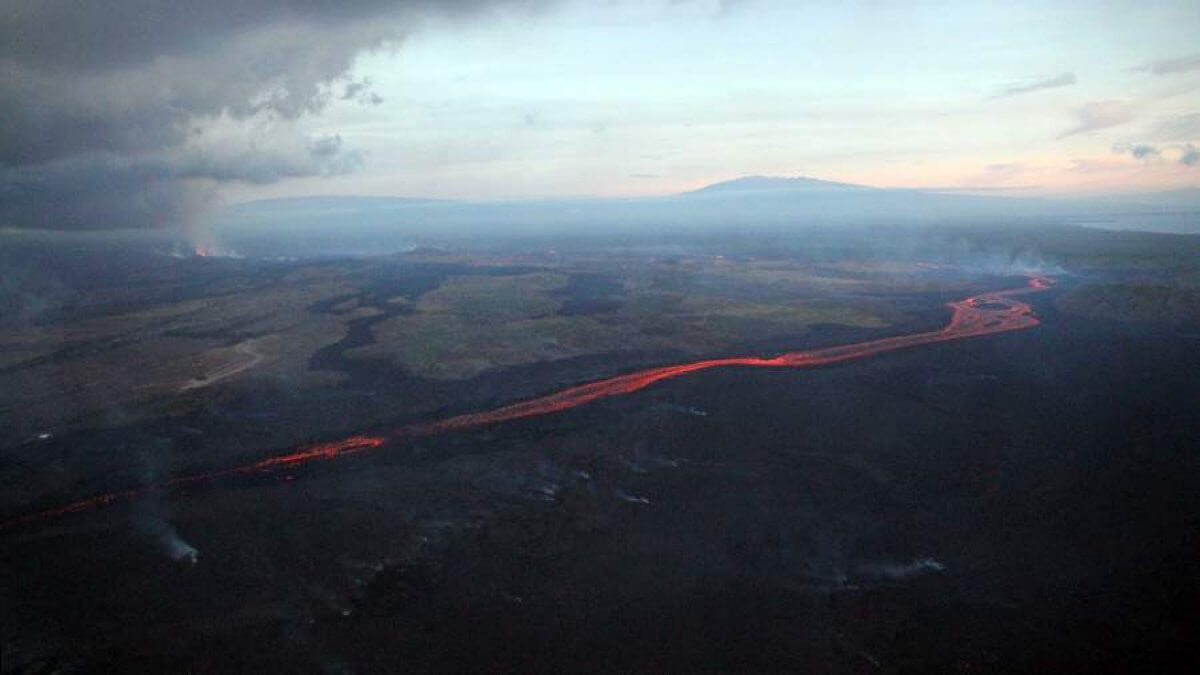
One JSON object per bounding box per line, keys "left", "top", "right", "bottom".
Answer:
{"left": 0, "top": 1, "right": 546, "bottom": 231}
{"left": 133, "top": 446, "right": 198, "bottom": 563}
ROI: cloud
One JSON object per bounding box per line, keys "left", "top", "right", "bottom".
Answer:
{"left": 983, "top": 162, "right": 1025, "bottom": 175}
{"left": 1131, "top": 145, "right": 1159, "bottom": 160}
{"left": 0, "top": 1, "right": 545, "bottom": 229}
{"left": 0, "top": 157, "right": 208, "bottom": 231}
{"left": 342, "top": 79, "right": 384, "bottom": 105}
{"left": 953, "top": 163, "right": 1042, "bottom": 192}
{"left": 993, "top": 72, "right": 1076, "bottom": 98}
{"left": 668, "top": 0, "right": 750, "bottom": 18}
{"left": 1133, "top": 53, "right": 1200, "bottom": 75}
{"left": 0, "top": 130, "right": 365, "bottom": 230}
{"left": 1112, "top": 143, "right": 1161, "bottom": 160}
{"left": 715, "top": 0, "right": 752, "bottom": 16}
{"left": 960, "top": 163, "right": 1028, "bottom": 186}
{"left": 923, "top": 185, "right": 1042, "bottom": 193}
{"left": 1147, "top": 113, "right": 1200, "bottom": 142}
{"left": 1067, "top": 158, "right": 1129, "bottom": 174}
{"left": 1058, "top": 100, "right": 1134, "bottom": 138}
{"left": 1111, "top": 142, "right": 1199, "bottom": 167}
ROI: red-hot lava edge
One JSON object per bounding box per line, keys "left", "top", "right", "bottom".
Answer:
{"left": 2, "top": 276, "right": 1054, "bottom": 530}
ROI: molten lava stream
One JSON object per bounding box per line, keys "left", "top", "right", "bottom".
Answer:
{"left": 1, "top": 276, "right": 1053, "bottom": 530}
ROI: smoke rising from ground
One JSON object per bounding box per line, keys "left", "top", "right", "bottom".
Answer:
{"left": 133, "top": 446, "right": 198, "bottom": 563}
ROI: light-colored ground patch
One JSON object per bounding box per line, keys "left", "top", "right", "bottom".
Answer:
{"left": 0, "top": 277, "right": 356, "bottom": 436}
{"left": 357, "top": 272, "right": 605, "bottom": 379}
{"left": 355, "top": 268, "right": 892, "bottom": 381}
{"left": 417, "top": 272, "right": 568, "bottom": 321}
{"left": 179, "top": 339, "right": 266, "bottom": 391}
{"left": 0, "top": 255, "right": 933, "bottom": 440}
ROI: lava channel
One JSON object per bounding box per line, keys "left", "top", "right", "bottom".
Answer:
{"left": 1, "top": 276, "right": 1053, "bottom": 530}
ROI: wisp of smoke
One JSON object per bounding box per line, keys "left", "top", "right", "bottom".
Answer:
{"left": 856, "top": 557, "right": 945, "bottom": 580}
{"left": 138, "top": 516, "right": 199, "bottom": 564}
{"left": 134, "top": 447, "right": 199, "bottom": 564}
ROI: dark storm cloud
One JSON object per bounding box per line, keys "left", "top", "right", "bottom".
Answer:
{"left": 0, "top": 138, "right": 364, "bottom": 230}
{"left": 0, "top": 156, "right": 206, "bottom": 231}
{"left": 992, "top": 72, "right": 1076, "bottom": 98}
{"left": 1133, "top": 53, "right": 1200, "bottom": 75}
{"left": 0, "top": 1, "right": 539, "bottom": 73}
{"left": 0, "top": 1, "right": 546, "bottom": 229}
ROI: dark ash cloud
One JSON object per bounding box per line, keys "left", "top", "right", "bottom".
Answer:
{"left": 1133, "top": 53, "right": 1200, "bottom": 75}
{"left": 0, "top": 1, "right": 545, "bottom": 230}
{"left": 993, "top": 72, "right": 1076, "bottom": 98}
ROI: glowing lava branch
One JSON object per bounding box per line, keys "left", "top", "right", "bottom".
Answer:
{"left": 408, "top": 276, "right": 1053, "bottom": 432}
{"left": 2, "top": 277, "right": 1053, "bottom": 530}
{"left": 250, "top": 435, "right": 386, "bottom": 469}
{"left": 0, "top": 436, "right": 387, "bottom": 530}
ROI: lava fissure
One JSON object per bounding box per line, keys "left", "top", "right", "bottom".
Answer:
{"left": 2, "top": 277, "right": 1053, "bottom": 530}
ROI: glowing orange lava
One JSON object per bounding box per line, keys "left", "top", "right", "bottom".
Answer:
{"left": 2, "top": 277, "right": 1053, "bottom": 530}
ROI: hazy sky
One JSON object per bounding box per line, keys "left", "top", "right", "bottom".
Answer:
{"left": 237, "top": 0, "right": 1200, "bottom": 202}
{"left": 2, "top": 0, "right": 1198, "bottom": 231}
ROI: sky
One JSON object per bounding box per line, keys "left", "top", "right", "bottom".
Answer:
{"left": 1, "top": 0, "right": 1198, "bottom": 230}
{"left": 236, "top": 0, "right": 1200, "bottom": 202}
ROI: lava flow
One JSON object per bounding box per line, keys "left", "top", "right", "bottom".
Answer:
{"left": 2, "top": 276, "right": 1053, "bottom": 530}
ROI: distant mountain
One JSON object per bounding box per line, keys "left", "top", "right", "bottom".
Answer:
{"left": 210, "top": 178, "right": 1200, "bottom": 255}
{"left": 685, "top": 175, "right": 870, "bottom": 194}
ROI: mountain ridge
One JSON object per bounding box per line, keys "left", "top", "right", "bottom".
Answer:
{"left": 684, "top": 175, "right": 870, "bottom": 194}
